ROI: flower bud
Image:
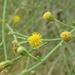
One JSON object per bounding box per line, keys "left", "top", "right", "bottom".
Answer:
{"left": 72, "top": 21, "right": 75, "bottom": 26}
{"left": 17, "top": 46, "right": 28, "bottom": 56}
{"left": 12, "top": 40, "right": 19, "bottom": 53}
{"left": 0, "top": 60, "right": 12, "bottom": 70}
{"left": 43, "top": 12, "right": 55, "bottom": 21}
{"left": 60, "top": 31, "right": 72, "bottom": 42}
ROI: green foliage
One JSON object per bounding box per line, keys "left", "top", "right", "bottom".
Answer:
{"left": 0, "top": 0, "right": 75, "bottom": 75}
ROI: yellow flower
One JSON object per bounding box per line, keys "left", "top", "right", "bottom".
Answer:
{"left": 0, "top": 19, "right": 2, "bottom": 23}
{"left": 60, "top": 31, "right": 72, "bottom": 42}
{"left": 22, "top": 70, "right": 28, "bottom": 75}
{"left": 13, "top": 15, "right": 20, "bottom": 23}
{"left": 43, "top": 12, "right": 54, "bottom": 21}
{"left": 28, "top": 32, "right": 42, "bottom": 49}
{"left": 34, "top": 2, "right": 37, "bottom": 7}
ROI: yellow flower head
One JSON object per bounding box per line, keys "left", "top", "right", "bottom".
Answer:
{"left": 28, "top": 32, "right": 42, "bottom": 49}
{"left": 13, "top": 15, "right": 20, "bottom": 23}
{"left": 34, "top": 2, "right": 37, "bottom": 7}
{"left": 0, "top": 19, "right": 2, "bottom": 23}
{"left": 60, "top": 31, "right": 72, "bottom": 42}
{"left": 43, "top": 12, "right": 54, "bottom": 21}
{"left": 22, "top": 69, "right": 28, "bottom": 75}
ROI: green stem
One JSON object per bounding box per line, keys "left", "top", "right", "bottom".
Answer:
{"left": 18, "top": 41, "right": 63, "bottom": 75}
{"left": 16, "top": 36, "right": 26, "bottom": 40}
{"left": 20, "top": 0, "right": 44, "bottom": 31}
{"left": 23, "top": 48, "right": 39, "bottom": 61}
{"left": 13, "top": 32, "right": 28, "bottom": 38}
{"left": 25, "top": 57, "right": 30, "bottom": 69}
{"left": 55, "top": 19, "right": 74, "bottom": 28}
{"left": 19, "top": 41, "right": 28, "bottom": 45}
{"left": 62, "top": 50, "right": 70, "bottom": 74}
{"left": 43, "top": 38, "right": 61, "bottom": 42}
{"left": 0, "top": 42, "right": 3, "bottom": 47}
{"left": 6, "top": 24, "right": 28, "bottom": 39}
{"left": 11, "top": 56, "right": 22, "bottom": 62}
{"left": 29, "top": 42, "right": 48, "bottom": 53}
{"left": 70, "top": 27, "right": 75, "bottom": 33}
{"left": 2, "top": 0, "right": 7, "bottom": 60}
{"left": 6, "top": 23, "right": 17, "bottom": 41}
{"left": 28, "top": 53, "right": 39, "bottom": 61}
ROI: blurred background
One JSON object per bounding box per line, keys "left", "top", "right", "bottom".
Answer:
{"left": 0, "top": 0, "right": 75, "bottom": 75}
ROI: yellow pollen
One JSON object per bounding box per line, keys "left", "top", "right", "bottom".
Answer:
{"left": 28, "top": 32, "right": 42, "bottom": 49}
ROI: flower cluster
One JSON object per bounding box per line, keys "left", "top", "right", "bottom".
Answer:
{"left": 43, "top": 12, "right": 72, "bottom": 42}
{"left": 1, "top": 10, "right": 74, "bottom": 74}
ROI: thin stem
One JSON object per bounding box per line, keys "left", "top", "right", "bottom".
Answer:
{"left": 25, "top": 57, "right": 30, "bottom": 69}
{"left": 0, "top": 42, "right": 3, "bottom": 47}
{"left": 28, "top": 53, "right": 39, "bottom": 61}
{"left": 55, "top": 19, "right": 74, "bottom": 28}
{"left": 20, "top": 0, "right": 44, "bottom": 31}
{"left": 22, "top": 48, "right": 39, "bottom": 61}
{"left": 16, "top": 36, "right": 26, "bottom": 40}
{"left": 43, "top": 38, "right": 61, "bottom": 42}
{"left": 19, "top": 41, "right": 28, "bottom": 45}
{"left": 2, "top": 0, "right": 7, "bottom": 60}
{"left": 70, "top": 28, "right": 75, "bottom": 33}
{"left": 25, "top": 48, "right": 33, "bottom": 69}
{"left": 29, "top": 42, "right": 48, "bottom": 53}
{"left": 6, "top": 23, "right": 28, "bottom": 39}
{"left": 11, "top": 56, "right": 22, "bottom": 62}
{"left": 43, "top": 36, "right": 75, "bottom": 42}
{"left": 13, "top": 32, "right": 28, "bottom": 38}
{"left": 62, "top": 50, "right": 70, "bottom": 74}
{"left": 6, "top": 23, "right": 17, "bottom": 41}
